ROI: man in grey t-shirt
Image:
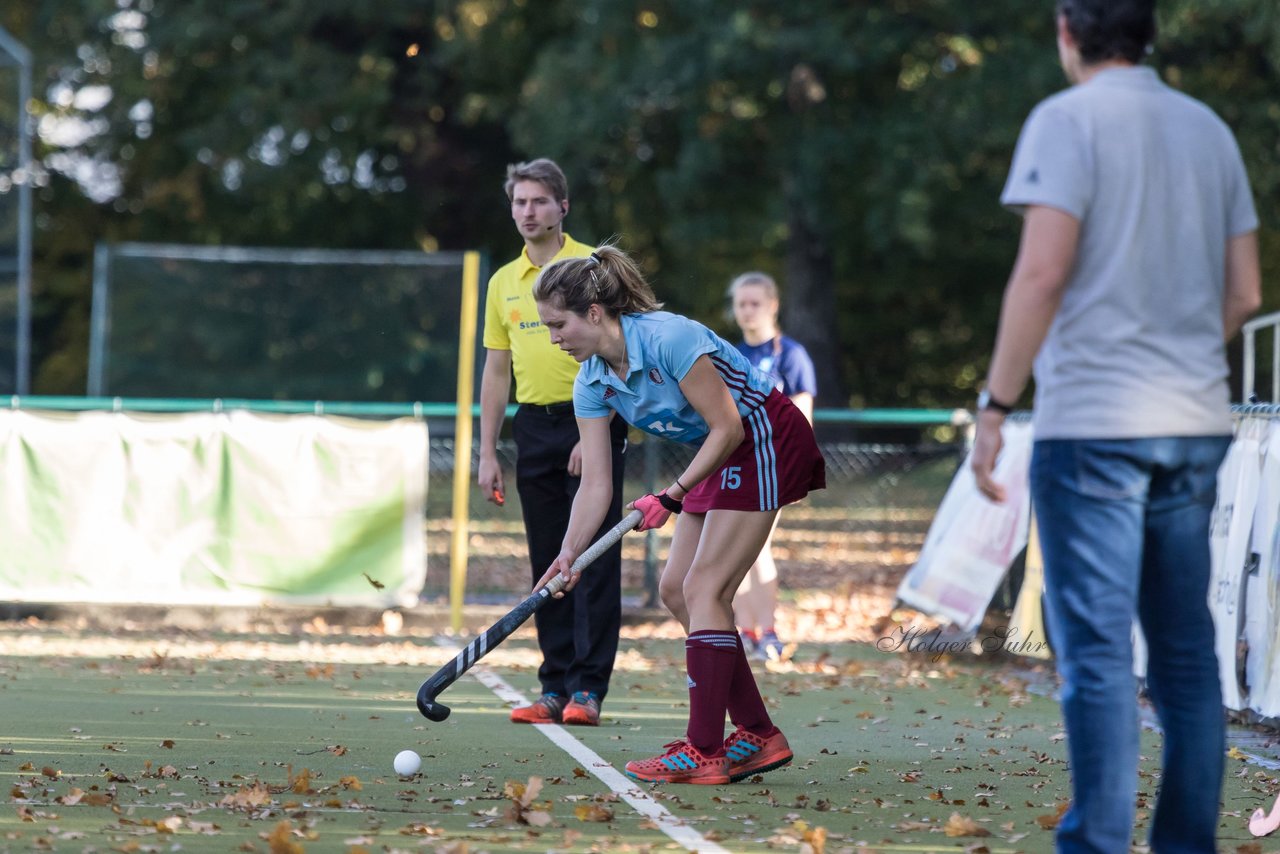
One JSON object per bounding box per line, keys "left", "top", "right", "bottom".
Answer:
{"left": 970, "top": 1, "right": 1262, "bottom": 851}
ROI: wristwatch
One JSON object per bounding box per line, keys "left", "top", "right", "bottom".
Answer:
{"left": 977, "top": 389, "right": 1015, "bottom": 415}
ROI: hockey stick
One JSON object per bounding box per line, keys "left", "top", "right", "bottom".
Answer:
{"left": 417, "top": 508, "right": 643, "bottom": 721}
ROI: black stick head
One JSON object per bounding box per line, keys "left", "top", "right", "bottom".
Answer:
{"left": 417, "top": 695, "right": 451, "bottom": 722}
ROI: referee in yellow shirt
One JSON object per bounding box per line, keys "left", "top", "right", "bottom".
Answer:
{"left": 477, "top": 159, "right": 627, "bottom": 726}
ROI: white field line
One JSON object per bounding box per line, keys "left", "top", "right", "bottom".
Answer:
{"left": 432, "top": 638, "right": 729, "bottom": 854}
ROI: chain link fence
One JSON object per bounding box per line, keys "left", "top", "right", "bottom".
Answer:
{"left": 422, "top": 423, "right": 964, "bottom": 605}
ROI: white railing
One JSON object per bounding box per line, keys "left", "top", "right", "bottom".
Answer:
{"left": 1242, "top": 310, "right": 1280, "bottom": 403}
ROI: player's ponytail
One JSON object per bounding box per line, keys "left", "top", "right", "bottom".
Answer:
{"left": 535, "top": 242, "right": 663, "bottom": 317}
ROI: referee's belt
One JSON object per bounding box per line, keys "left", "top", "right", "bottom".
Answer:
{"left": 521, "top": 401, "right": 574, "bottom": 416}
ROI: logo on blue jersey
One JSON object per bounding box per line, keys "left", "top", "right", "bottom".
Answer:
{"left": 646, "top": 418, "right": 684, "bottom": 435}
{"left": 603, "top": 387, "right": 617, "bottom": 400}
{"left": 647, "top": 368, "right": 664, "bottom": 385}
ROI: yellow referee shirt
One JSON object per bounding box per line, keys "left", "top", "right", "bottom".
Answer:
{"left": 482, "top": 233, "right": 592, "bottom": 405}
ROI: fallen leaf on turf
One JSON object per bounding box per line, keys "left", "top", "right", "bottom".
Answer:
{"left": 572, "top": 767, "right": 588, "bottom": 778}
{"left": 1228, "top": 746, "right": 1248, "bottom": 761}
{"left": 40, "top": 767, "right": 59, "bottom": 779}
{"left": 1036, "top": 801, "right": 1070, "bottom": 829}
{"left": 944, "top": 813, "right": 991, "bottom": 837}
{"left": 219, "top": 782, "right": 272, "bottom": 810}
{"left": 574, "top": 804, "right": 613, "bottom": 822}
{"left": 398, "top": 822, "right": 441, "bottom": 837}
{"left": 339, "top": 775, "right": 362, "bottom": 790}
{"left": 787, "top": 820, "right": 827, "bottom": 854}
{"left": 266, "top": 820, "right": 304, "bottom": 854}
{"left": 290, "top": 767, "right": 313, "bottom": 794}
{"left": 142, "top": 815, "right": 182, "bottom": 833}
{"left": 160, "top": 739, "right": 175, "bottom": 749}
{"left": 56, "top": 789, "right": 84, "bottom": 805}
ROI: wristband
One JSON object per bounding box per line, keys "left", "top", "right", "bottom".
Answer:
{"left": 657, "top": 491, "right": 683, "bottom": 514}
{"left": 674, "top": 476, "right": 690, "bottom": 494}
{"left": 977, "top": 389, "right": 1015, "bottom": 415}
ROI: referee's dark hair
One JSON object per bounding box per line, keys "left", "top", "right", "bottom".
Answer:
{"left": 1056, "top": 0, "right": 1156, "bottom": 65}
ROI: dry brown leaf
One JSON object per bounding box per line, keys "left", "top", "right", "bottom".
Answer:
{"left": 944, "top": 812, "right": 991, "bottom": 838}
{"left": 40, "top": 767, "right": 59, "bottom": 779}
{"left": 266, "top": 820, "right": 304, "bottom": 854}
{"left": 219, "top": 781, "right": 272, "bottom": 811}
{"left": 524, "top": 809, "right": 553, "bottom": 827}
{"left": 160, "top": 739, "right": 175, "bottom": 749}
{"left": 1036, "top": 801, "right": 1070, "bottom": 830}
{"left": 398, "top": 822, "right": 441, "bottom": 837}
{"left": 290, "top": 767, "right": 313, "bottom": 794}
{"left": 56, "top": 788, "right": 84, "bottom": 806}
{"left": 338, "top": 775, "right": 362, "bottom": 791}
{"left": 573, "top": 804, "right": 614, "bottom": 822}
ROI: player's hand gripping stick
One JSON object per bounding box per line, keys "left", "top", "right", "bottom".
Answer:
{"left": 416, "top": 508, "right": 643, "bottom": 722}
{"left": 632, "top": 490, "right": 683, "bottom": 531}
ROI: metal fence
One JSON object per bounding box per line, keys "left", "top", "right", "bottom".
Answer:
{"left": 422, "top": 425, "right": 964, "bottom": 605}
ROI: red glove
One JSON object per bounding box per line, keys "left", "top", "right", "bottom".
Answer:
{"left": 633, "top": 491, "right": 683, "bottom": 532}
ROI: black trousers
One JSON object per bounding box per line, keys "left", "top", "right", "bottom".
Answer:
{"left": 512, "top": 404, "right": 627, "bottom": 701}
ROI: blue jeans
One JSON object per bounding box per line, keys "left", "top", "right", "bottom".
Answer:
{"left": 1031, "top": 436, "right": 1231, "bottom": 854}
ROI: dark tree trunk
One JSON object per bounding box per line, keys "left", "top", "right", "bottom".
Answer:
{"left": 781, "top": 179, "right": 844, "bottom": 407}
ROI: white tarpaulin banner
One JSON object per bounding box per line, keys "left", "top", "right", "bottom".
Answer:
{"left": 897, "top": 420, "right": 1034, "bottom": 632}
{"left": 1247, "top": 419, "right": 1280, "bottom": 717}
{"left": 1208, "top": 417, "right": 1262, "bottom": 711}
{"left": 0, "top": 409, "right": 427, "bottom": 607}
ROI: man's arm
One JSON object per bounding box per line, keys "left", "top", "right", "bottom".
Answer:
{"left": 1224, "top": 230, "right": 1262, "bottom": 341}
{"left": 477, "top": 348, "right": 512, "bottom": 503}
{"left": 971, "top": 205, "right": 1080, "bottom": 502}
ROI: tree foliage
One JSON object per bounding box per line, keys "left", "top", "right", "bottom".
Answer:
{"left": 2, "top": 0, "right": 1276, "bottom": 404}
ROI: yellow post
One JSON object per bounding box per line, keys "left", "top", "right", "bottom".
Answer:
{"left": 450, "top": 251, "right": 482, "bottom": 633}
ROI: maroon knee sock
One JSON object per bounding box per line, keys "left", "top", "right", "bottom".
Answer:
{"left": 685, "top": 630, "right": 738, "bottom": 755}
{"left": 727, "top": 633, "right": 775, "bottom": 735}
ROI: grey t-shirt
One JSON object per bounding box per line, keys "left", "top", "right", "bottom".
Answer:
{"left": 1002, "top": 66, "right": 1257, "bottom": 439}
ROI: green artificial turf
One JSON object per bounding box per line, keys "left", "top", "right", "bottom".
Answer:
{"left": 0, "top": 622, "right": 1273, "bottom": 853}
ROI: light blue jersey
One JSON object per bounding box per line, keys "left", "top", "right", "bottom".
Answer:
{"left": 573, "top": 311, "right": 777, "bottom": 445}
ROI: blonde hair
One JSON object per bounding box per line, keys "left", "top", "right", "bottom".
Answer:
{"left": 727, "top": 271, "right": 779, "bottom": 301}
{"left": 534, "top": 243, "right": 663, "bottom": 317}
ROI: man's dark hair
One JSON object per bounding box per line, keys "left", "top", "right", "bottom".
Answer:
{"left": 1056, "top": 0, "right": 1156, "bottom": 65}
